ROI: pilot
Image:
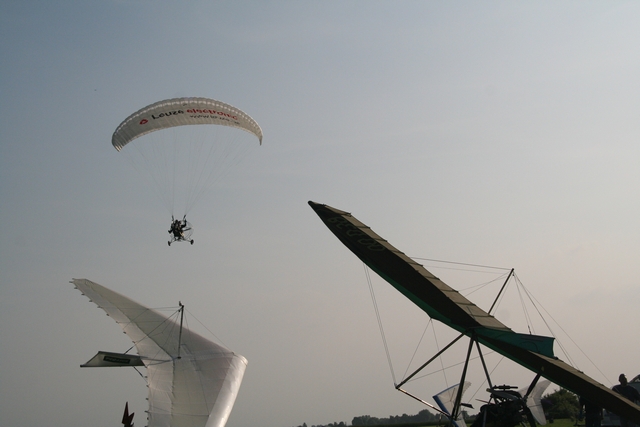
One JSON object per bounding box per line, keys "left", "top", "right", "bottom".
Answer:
{"left": 613, "top": 374, "right": 640, "bottom": 427}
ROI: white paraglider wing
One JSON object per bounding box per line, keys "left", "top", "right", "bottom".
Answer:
{"left": 111, "top": 98, "right": 262, "bottom": 217}
{"left": 112, "top": 97, "right": 262, "bottom": 151}
{"left": 72, "top": 278, "right": 247, "bottom": 427}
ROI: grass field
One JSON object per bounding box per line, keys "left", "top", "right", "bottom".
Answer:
{"left": 546, "top": 419, "right": 579, "bottom": 427}
{"left": 359, "top": 418, "right": 577, "bottom": 427}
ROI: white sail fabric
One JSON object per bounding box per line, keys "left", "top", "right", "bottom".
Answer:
{"left": 112, "top": 97, "right": 263, "bottom": 151}
{"left": 72, "top": 278, "right": 247, "bottom": 427}
{"left": 433, "top": 382, "right": 471, "bottom": 427}
{"left": 519, "top": 379, "right": 551, "bottom": 425}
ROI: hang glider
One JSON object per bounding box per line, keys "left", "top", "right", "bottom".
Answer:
{"left": 72, "top": 278, "right": 247, "bottom": 427}
{"left": 308, "top": 201, "right": 640, "bottom": 425}
{"left": 433, "top": 382, "right": 471, "bottom": 427}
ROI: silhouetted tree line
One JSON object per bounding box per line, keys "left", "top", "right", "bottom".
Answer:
{"left": 291, "top": 388, "right": 584, "bottom": 427}
{"left": 292, "top": 409, "right": 443, "bottom": 427}
{"left": 352, "top": 410, "right": 441, "bottom": 426}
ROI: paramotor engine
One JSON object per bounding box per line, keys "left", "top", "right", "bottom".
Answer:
{"left": 112, "top": 97, "right": 263, "bottom": 225}
{"left": 168, "top": 216, "right": 194, "bottom": 246}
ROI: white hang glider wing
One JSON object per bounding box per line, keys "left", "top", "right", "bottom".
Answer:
{"left": 72, "top": 278, "right": 247, "bottom": 427}
{"left": 433, "top": 382, "right": 471, "bottom": 427}
{"left": 519, "top": 379, "right": 551, "bottom": 425}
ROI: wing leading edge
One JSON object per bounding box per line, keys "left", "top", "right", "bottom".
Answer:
{"left": 308, "top": 201, "right": 640, "bottom": 424}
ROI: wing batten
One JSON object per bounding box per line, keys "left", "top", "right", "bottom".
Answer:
{"left": 309, "top": 201, "right": 640, "bottom": 424}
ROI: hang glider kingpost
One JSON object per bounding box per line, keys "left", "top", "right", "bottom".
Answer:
{"left": 308, "top": 201, "right": 640, "bottom": 424}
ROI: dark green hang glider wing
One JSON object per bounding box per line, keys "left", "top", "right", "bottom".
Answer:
{"left": 309, "top": 201, "right": 640, "bottom": 424}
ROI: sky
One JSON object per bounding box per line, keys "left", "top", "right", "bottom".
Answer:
{"left": 1, "top": 1, "right": 640, "bottom": 427}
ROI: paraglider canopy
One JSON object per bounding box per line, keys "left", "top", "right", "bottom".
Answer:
{"left": 111, "top": 97, "right": 263, "bottom": 223}
{"left": 112, "top": 97, "right": 262, "bottom": 151}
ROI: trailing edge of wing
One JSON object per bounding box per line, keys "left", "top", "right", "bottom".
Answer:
{"left": 308, "top": 201, "right": 640, "bottom": 424}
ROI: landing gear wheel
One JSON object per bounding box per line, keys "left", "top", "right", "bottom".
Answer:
{"left": 168, "top": 241, "right": 171, "bottom": 246}
{"left": 190, "top": 240, "right": 194, "bottom": 245}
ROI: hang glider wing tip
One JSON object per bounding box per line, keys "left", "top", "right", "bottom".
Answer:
{"left": 309, "top": 200, "right": 350, "bottom": 215}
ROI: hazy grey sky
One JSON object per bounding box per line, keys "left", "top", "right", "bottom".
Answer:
{"left": 2, "top": 2, "right": 640, "bottom": 427}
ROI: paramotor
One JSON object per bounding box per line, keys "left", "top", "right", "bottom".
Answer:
{"left": 112, "top": 97, "right": 263, "bottom": 243}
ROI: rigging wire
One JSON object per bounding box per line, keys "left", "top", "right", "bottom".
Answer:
{"left": 486, "top": 270, "right": 609, "bottom": 384}
{"left": 363, "top": 261, "right": 459, "bottom": 390}
{"left": 171, "top": 130, "right": 178, "bottom": 214}
{"left": 121, "top": 306, "right": 183, "bottom": 367}
{"left": 363, "top": 260, "right": 485, "bottom": 393}
{"left": 402, "top": 350, "right": 498, "bottom": 385}
{"left": 363, "top": 263, "right": 397, "bottom": 386}
{"left": 363, "top": 254, "right": 611, "bottom": 404}
{"left": 467, "top": 356, "right": 506, "bottom": 403}
{"left": 513, "top": 275, "right": 535, "bottom": 335}
{"left": 461, "top": 272, "right": 512, "bottom": 299}
{"left": 185, "top": 307, "right": 229, "bottom": 349}
{"left": 126, "top": 136, "right": 171, "bottom": 213}
{"left": 512, "top": 274, "right": 609, "bottom": 381}
{"left": 121, "top": 124, "right": 257, "bottom": 218}
{"left": 363, "top": 258, "right": 514, "bottom": 396}
{"left": 180, "top": 310, "right": 216, "bottom": 413}
{"left": 411, "top": 257, "right": 511, "bottom": 272}
{"left": 432, "top": 322, "right": 449, "bottom": 390}
{"left": 471, "top": 269, "right": 582, "bottom": 367}
{"left": 403, "top": 318, "right": 435, "bottom": 384}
